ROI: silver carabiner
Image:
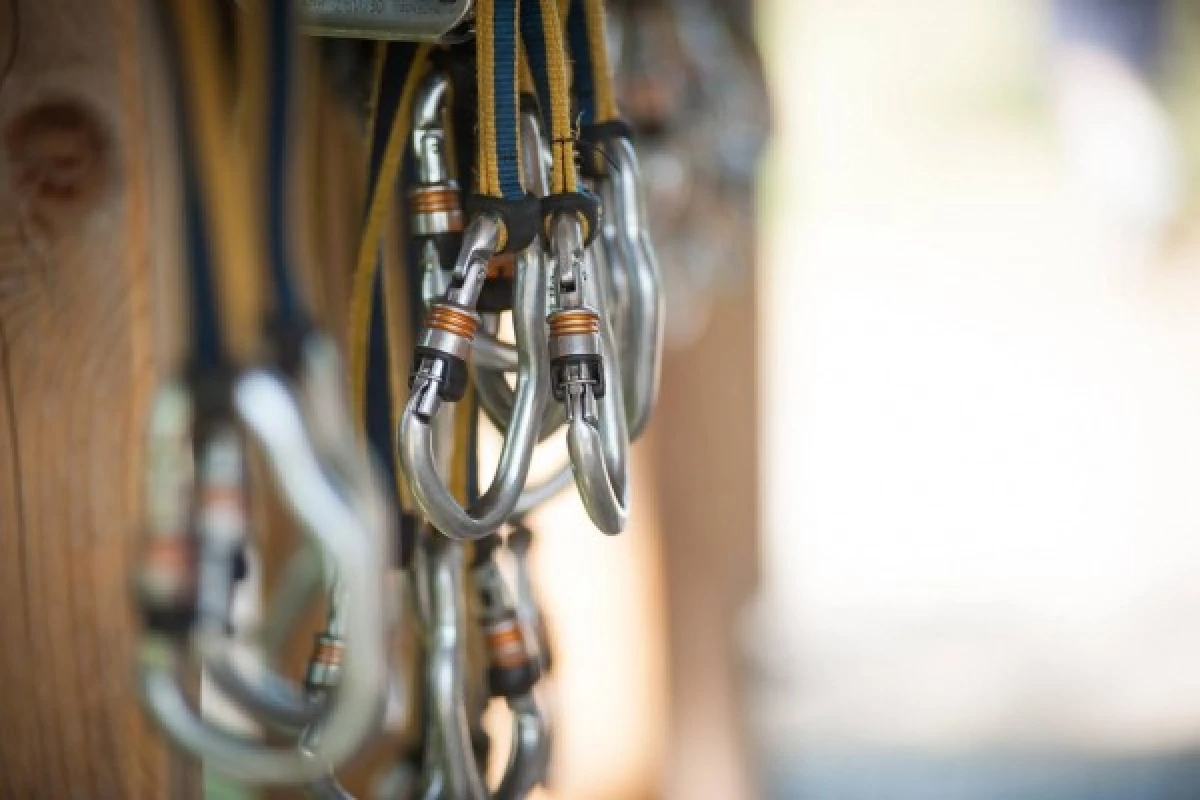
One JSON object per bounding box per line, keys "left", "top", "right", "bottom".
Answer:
{"left": 420, "top": 533, "right": 489, "bottom": 799}
{"left": 399, "top": 212, "right": 548, "bottom": 540}
{"left": 593, "top": 133, "right": 665, "bottom": 439}
{"left": 471, "top": 106, "right": 577, "bottom": 518}
{"left": 400, "top": 70, "right": 550, "bottom": 541}
{"left": 198, "top": 338, "right": 393, "bottom": 736}
{"left": 137, "top": 368, "right": 391, "bottom": 785}
{"left": 547, "top": 211, "right": 632, "bottom": 535}
{"left": 479, "top": 116, "right": 662, "bottom": 443}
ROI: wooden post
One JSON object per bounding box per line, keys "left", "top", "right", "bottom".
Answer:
{"left": 0, "top": 0, "right": 179, "bottom": 796}
{"left": 655, "top": 283, "right": 762, "bottom": 800}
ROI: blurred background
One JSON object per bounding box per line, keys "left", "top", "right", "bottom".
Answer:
{"left": 13, "top": 0, "right": 1200, "bottom": 796}
{"left": 537, "top": 0, "right": 1200, "bottom": 797}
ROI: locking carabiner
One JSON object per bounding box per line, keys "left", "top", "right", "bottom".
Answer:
{"left": 472, "top": 534, "right": 548, "bottom": 799}
{"left": 400, "top": 217, "right": 548, "bottom": 540}
{"left": 202, "top": 339, "right": 390, "bottom": 736}
{"left": 137, "top": 0, "right": 395, "bottom": 785}
{"left": 417, "top": 524, "right": 549, "bottom": 800}
{"left": 591, "top": 130, "right": 665, "bottom": 439}
{"left": 472, "top": 103, "right": 576, "bottom": 518}
{"left": 507, "top": 0, "right": 632, "bottom": 535}
{"left": 547, "top": 211, "right": 633, "bottom": 534}
{"left": 138, "top": 371, "right": 389, "bottom": 784}
{"left": 474, "top": 104, "right": 563, "bottom": 439}
{"left": 399, "top": 56, "right": 549, "bottom": 541}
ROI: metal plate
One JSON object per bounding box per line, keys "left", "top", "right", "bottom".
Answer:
{"left": 301, "top": 0, "right": 474, "bottom": 41}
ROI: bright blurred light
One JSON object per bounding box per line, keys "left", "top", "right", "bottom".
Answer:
{"left": 753, "top": 0, "right": 1200, "bottom": 758}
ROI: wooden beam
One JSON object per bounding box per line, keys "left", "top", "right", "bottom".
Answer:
{"left": 0, "top": 0, "right": 179, "bottom": 795}
{"left": 654, "top": 281, "right": 762, "bottom": 800}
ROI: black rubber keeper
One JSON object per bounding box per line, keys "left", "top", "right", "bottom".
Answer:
{"left": 541, "top": 190, "right": 602, "bottom": 246}
{"left": 578, "top": 120, "right": 636, "bottom": 180}
{"left": 467, "top": 193, "right": 541, "bottom": 254}
{"left": 142, "top": 604, "right": 197, "bottom": 637}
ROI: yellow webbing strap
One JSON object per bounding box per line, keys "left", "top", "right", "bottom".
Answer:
{"left": 580, "top": 0, "right": 619, "bottom": 124}
{"left": 349, "top": 44, "right": 432, "bottom": 428}
{"left": 526, "top": 0, "right": 579, "bottom": 195}
{"left": 167, "top": 0, "right": 267, "bottom": 363}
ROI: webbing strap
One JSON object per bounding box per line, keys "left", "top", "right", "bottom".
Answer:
{"left": 166, "top": 0, "right": 318, "bottom": 377}
{"left": 263, "top": 0, "right": 307, "bottom": 331}
{"left": 165, "top": 0, "right": 266, "bottom": 369}
{"left": 566, "top": 0, "right": 619, "bottom": 126}
{"left": 519, "top": 0, "right": 580, "bottom": 196}
{"left": 476, "top": 0, "right": 524, "bottom": 202}
{"left": 350, "top": 43, "right": 430, "bottom": 427}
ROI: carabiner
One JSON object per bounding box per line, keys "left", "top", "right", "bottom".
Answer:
{"left": 138, "top": 373, "right": 389, "bottom": 784}
{"left": 593, "top": 133, "right": 665, "bottom": 439}
{"left": 200, "top": 337, "right": 391, "bottom": 736}
{"left": 420, "top": 531, "right": 489, "bottom": 800}
{"left": 400, "top": 212, "right": 549, "bottom": 540}
{"left": 474, "top": 105, "right": 567, "bottom": 443}
{"left": 400, "top": 64, "right": 551, "bottom": 540}
{"left": 416, "top": 528, "right": 549, "bottom": 800}
{"left": 409, "top": 71, "right": 521, "bottom": 375}
{"left": 473, "top": 535, "right": 549, "bottom": 799}
{"left": 547, "top": 212, "right": 632, "bottom": 535}
{"left": 470, "top": 106, "right": 577, "bottom": 518}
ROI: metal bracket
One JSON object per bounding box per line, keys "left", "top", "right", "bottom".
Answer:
{"left": 300, "top": 0, "right": 474, "bottom": 42}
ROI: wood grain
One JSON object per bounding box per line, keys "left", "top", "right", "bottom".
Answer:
{"left": 0, "top": 0, "right": 173, "bottom": 796}
{"left": 654, "top": 281, "right": 762, "bottom": 800}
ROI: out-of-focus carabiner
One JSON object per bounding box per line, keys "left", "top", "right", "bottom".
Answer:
{"left": 471, "top": 535, "right": 548, "bottom": 799}
{"left": 136, "top": 0, "right": 395, "bottom": 785}
{"left": 546, "top": 210, "right": 632, "bottom": 535}
{"left": 137, "top": 367, "right": 390, "bottom": 785}
{"left": 593, "top": 131, "right": 665, "bottom": 439}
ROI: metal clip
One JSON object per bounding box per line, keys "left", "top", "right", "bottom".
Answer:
{"left": 547, "top": 212, "right": 632, "bottom": 535}
{"left": 594, "top": 134, "right": 665, "bottom": 439}
{"left": 137, "top": 359, "right": 392, "bottom": 785}
{"left": 400, "top": 213, "right": 549, "bottom": 540}
{"left": 399, "top": 77, "right": 549, "bottom": 541}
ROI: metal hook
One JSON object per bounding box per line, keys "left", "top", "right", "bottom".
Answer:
{"left": 420, "top": 533, "right": 489, "bottom": 799}
{"left": 595, "top": 133, "right": 665, "bottom": 439}
{"left": 470, "top": 106, "right": 579, "bottom": 518}
{"left": 138, "top": 370, "right": 391, "bottom": 785}
{"left": 197, "top": 337, "right": 395, "bottom": 738}
{"left": 547, "top": 212, "right": 632, "bottom": 535}
{"left": 474, "top": 537, "right": 549, "bottom": 799}
{"left": 415, "top": 528, "right": 549, "bottom": 800}
{"left": 399, "top": 212, "right": 549, "bottom": 541}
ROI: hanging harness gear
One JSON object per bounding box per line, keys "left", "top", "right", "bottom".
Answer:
{"left": 136, "top": 0, "right": 392, "bottom": 786}
{"left": 136, "top": 0, "right": 667, "bottom": 793}
{"left": 398, "top": 0, "right": 550, "bottom": 543}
